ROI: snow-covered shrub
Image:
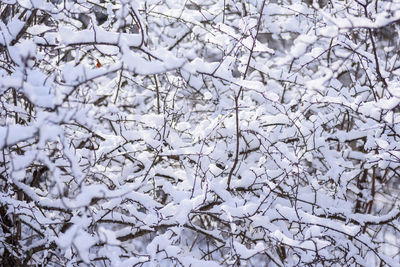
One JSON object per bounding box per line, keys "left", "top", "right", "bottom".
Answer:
{"left": 0, "top": 0, "right": 400, "bottom": 266}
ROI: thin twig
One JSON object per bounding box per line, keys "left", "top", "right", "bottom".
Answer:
{"left": 227, "top": 0, "right": 267, "bottom": 190}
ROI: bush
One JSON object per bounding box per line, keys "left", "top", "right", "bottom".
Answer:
{"left": 1, "top": 0, "right": 400, "bottom": 266}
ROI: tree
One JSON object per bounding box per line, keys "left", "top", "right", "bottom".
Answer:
{"left": 1, "top": 0, "right": 400, "bottom": 266}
